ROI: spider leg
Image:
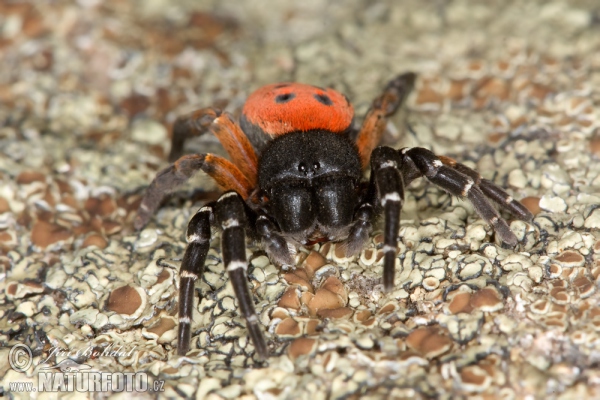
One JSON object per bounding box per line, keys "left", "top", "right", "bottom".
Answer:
{"left": 437, "top": 156, "right": 533, "bottom": 221}
{"left": 169, "top": 108, "right": 259, "bottom": 187}
{"left": 177, "top": 203, "right": 214, "bottom": 355}
{"left": 170, "top": 107, "right": 222, "bottom": 162}
{"left": 134, "top": 154, "right": 253, "bottom": 229}
{"left": 356, "top": 72, "right": 416, "bottom": 168}
{"left": 399, "top": 147, "right": 524, "bottom": 246}
{"left": 255, "top": 214, "right": 295, "bottom": 267}
{"left": 345, "top": 203, "right": 375, "bottom": 257}
{"left": 215, "top": 191, "right": 268, "bottom": 360}
{"left": 370, "top": 146, "right": 405, "bottom": 292}
{"left": 211, "top": 113, "right": 259, "bottom": 187}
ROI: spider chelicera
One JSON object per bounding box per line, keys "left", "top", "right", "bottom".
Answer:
{"left": 134, "top": 73, "right": 533, "bottom": 359}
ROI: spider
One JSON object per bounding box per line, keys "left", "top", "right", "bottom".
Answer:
{"left": 134, "top": 73, "right": 533, "bottom": 359}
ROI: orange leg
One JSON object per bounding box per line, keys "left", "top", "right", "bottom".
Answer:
{"left": 169, "top": 108, "right": 258, "bottom": 187}
{"left": 211, "top": 113, "right": 259, "bottom": 187}
{"left": 134, "top": 154, "right": 253, "bottom": 229}
{"left": 355, "top": 73, "right": 416, "bottom": 168}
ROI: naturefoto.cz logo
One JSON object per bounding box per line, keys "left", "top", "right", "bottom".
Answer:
{"left": 7, "top": 344, "right": 164, "bottom": 393}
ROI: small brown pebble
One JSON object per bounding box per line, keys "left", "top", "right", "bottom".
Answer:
{"left": 278, "top": 287, "right": 301, "bottom": 310}
{"left": 307, "top": 288, "right": 345, "bottom": 317}
{"left": 155, "top": 269, "right": 171, "bottom": 284}
{"left": 271, "top": 307, "right": 290, "bottom": 320}
{"left": 0, "top": 197, "right": 10, "bottom": 213}
{"left": 7, "top": 282, "right": 17, "bottom": 296}
{"left": 42, "top": 188, "right": 56, "bottom": 208}
{"left": 301, "top": 292, "right": 314, "bottom": 306}
{"left": 573, "top": 277, "right": 595, "bottom": 298}
{"left": 590, "top": 137, "right": 600, "bottom": 155}
{"left": 545, "top": 318, "right": 567, "bottom": 330}
{"left": 333, "top": 243, "right": 347, "bottom": 260}
{"left": 288, "top": 338, "right": 317, "bottom": 360}
{"left": 475, "top": 77, "right": 509, "bottom": 101}
{"left": 106, "top": 285, "right": 143, "bottom": 315}
{"left": 317, "top": 307, "right": 353, "bottom": 319}
{"left": 305, "top": 319, "right": 320, "bottom": 335}
{"left": 548, "top": 263, "right": 562, "bottom": 278}
{"left": 319, "top": 242, "right": 331, "bottom": 256}
{"left": 31, "top": 220, "right": 72, "bottom": 249}
{"left": 120, "top": 93, "right": 151, "bottom": 117}
{"left": 530, "top": 299, "right": 550, "bottom": 314}
{"left": 275, "top": 318, "right": 301, "bottom": 337}
{"left": 283, "top": 269, "right": 313, "bottom": 292}
{"left": 362, "top": 317, "right": 376, "bottom": 326}
{"left": 72, "top": 223, "right": 93, "bottom": 236}
{"left": 554, "top": 251, "right": 585, "bottom": 268}
{"left": 448, "top": 292, "right": 474, "bottom": 314}
{"left": 102, "top": 220, "right": 122, "bottom": 235}
{"left": 550, "top": 287, "right": 570, "bottom": 305}
{"left": 16, "top": 171, "right": 46, "bottom": 184}
{"left": 147, "top": 317, "right": 176, "bottom": 336}
{"left": 355, "top": 310, "right": 372, "bottom": 322}
{"left": 81, "top": 234, "right": 108, "bottom": 249}
{"left": 85, "top": 196, "right": 117, "bottom": 217}
{"left": 415, "top": 85, "right": 443, "bottom": 107}
{"left": 470, "top": 287, "right": 504, "bottom": 312}
{"left": 459, "top": 365, "right": 491, "bottom": 392}
{"left": 520, "top": 196, "right": 541, "bottom": 215}
{"left": 0, "top": 231, "right": 15, "bottom": 247}
{"left": 445, "top": 79, "right": 469, "bottom": 101}
{"left": 488, "top": 132, "right": 506, "bottom": 143}
{"left": 373, "top": 234, "right": 384, "bottom": 245}
{"left": 378, "top": 303, "right": 397, "bottom": 314}
{"left": 406, "top": 327, "right": 452, "bottom": 359}
{"left": 321, "top": 276, "right": 347, "bottom": 303}
{"left": 303, "top": 251, "right": 328, "bottom": 278}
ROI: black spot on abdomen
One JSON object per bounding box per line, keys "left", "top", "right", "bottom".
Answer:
{"left": 314, "top": 93, "right": 333, "bottom": 106}
{"left": 275, "top": 93, "right": 296, "bottom": 103}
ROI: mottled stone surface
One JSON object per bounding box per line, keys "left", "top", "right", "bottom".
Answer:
{"left": 2, "top": 0, "right": 600, "bottom": 399}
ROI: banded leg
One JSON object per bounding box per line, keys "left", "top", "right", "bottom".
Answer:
{"left": 178, "top": 204, "right": 213, "bottom": 355}
{"left": 370, "top": 146, "right": 405, "bottom": 292}
{"left": 437, "top": 156, "right": 533, "bottom": 221}
{"left": 134, "top": 154, "right": 253, "bottom": 229}
{"left": 356, "top": 72, "right": 417, "bottom": 168}
{"left": 399, "top": 147, "right": 522, "bottom": 246}
{"left": 255, "top": 214, "right": 295, "bottom": 267}
{"left": 215, "top": 191, "right": 268, "bottom": 359}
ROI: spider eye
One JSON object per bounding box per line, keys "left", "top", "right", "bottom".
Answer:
{"left": 298, "top": 162, "right": 307, "bottom": 172}
{"left": 313, "top": 162, "right": 320, "bottom": 170}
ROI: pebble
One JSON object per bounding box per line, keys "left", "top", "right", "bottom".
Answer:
{"left": 584, "top": 208, "right": 600, "bottom": 229}
{"left": 130, "top": 119, "right": 168, "bottom": 145}
{"left": 106, "top": 285, "right": 146, "bottom": 319}
{"left": 539, "top": 194, "right": 567, "bottom": 213}
{"left": 136, "top": 228, "right": 158, "bottom": 249}
{"left": 508, "top": 169, "right": 528, "bottom": 189}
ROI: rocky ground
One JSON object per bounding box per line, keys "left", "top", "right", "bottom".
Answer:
{"left": 1, "top": 0, "right": 600, "bottom": 398}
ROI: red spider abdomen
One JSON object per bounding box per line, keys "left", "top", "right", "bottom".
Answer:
{"left": 241, "top": 83, "right": 354, "bottom": 136}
